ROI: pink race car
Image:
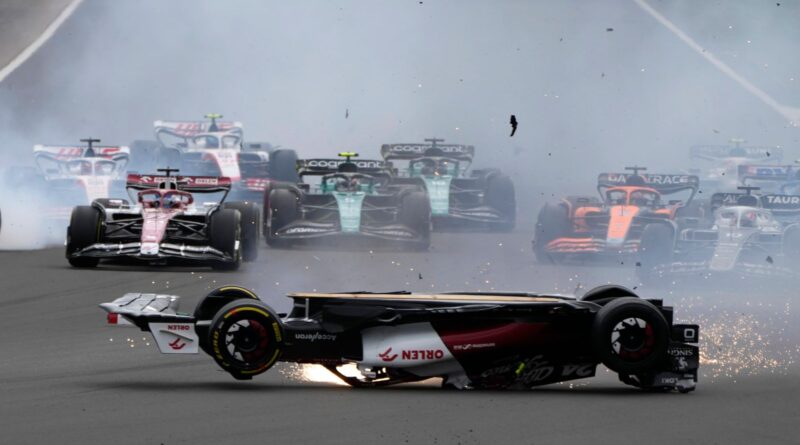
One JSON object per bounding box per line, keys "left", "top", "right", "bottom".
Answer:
{"left": 65, "top": 168, "right": 259, "bottom": 270}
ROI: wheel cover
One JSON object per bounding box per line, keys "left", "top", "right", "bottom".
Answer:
{"left": 611, "top": 317, "right": 655, "bottom": 360}
{"left": 225, "top": 319, "right": 270, "bottom": 364}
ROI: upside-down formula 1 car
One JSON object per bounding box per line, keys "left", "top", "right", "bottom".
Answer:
{"left": 65, "top": 168, "right": 260, "bottom": 270}
{"left": 381, "top": 138, "right": 515, "bottom": 231}
{"left": 637, "top": 187, "right": 800, "bottom": 284}
{"left": 129, "top": 114, "right": 299, "bottom": 201}
{"left": 688, "top": 141, "right": 783, "bottom": 194}
{"left": 2, "top": 139, "right": 130, "bottom": 222}
{"left": 99, "top": 284, "right": 699, "bottom": 392}
{"left": 533, "top": 167, "right": 700, "bottom": 263}
{"left": 263, "top": 153, "right": 431, "bottom": 250}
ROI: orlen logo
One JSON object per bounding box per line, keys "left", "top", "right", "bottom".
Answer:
{"left": 378, "top": 347, "right": 398, "bottom": 362}
{"left": 167, "top": 324, "right": 190, "bottom": 331}
{"left": 401, "top": 349, "right": 444, "bottom": 360}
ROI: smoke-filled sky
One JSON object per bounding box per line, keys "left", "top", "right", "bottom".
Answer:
{"left": 0, "top": 0, "right": 798, "bottom": 199}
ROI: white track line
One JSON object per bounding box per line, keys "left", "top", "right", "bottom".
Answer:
{"left": 633, "top": 0, "right": 800, "bottom": 127}
{"left": 0, "top": 0, "right": 84, "bottom": 84}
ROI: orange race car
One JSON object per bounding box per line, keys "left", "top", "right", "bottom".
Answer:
{"left": 533, "top": 167, "right": 700, "bottom": 263}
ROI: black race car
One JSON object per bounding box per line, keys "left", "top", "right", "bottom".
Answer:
{"left": 262, "top": 153, "right": 430, "bottom": 250}
{"left": 381, "top": 138, "right": 516, "bottom": 231}
{"left": 100, "top": 284, "right": 699, "bottom": 392}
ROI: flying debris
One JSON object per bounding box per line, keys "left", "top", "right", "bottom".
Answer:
{"left": 345, "top": 108, "right": 349, "bottom": 119}
{"left": 509, "top": 114, "right": 518, "bottom": 137}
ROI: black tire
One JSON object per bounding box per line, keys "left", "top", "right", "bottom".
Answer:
{"left": 266, "top": 189, "right": 297, "bottom": 247}
{"left": 224, "top": 201, "right": 260, "bottom": 261}
{"left": 209, "top": 209, "right": 242, "bottom": 270}
{"left": 485, "top": 174, "right": 516, "bottom": 232}
{"left": 581, "top": 285, "right": 638, "bottom": 305}
{"left": 208, "top": 299, "right": 283, "bottom": 379}
{"left": 533, "top": 203, "right": 569, "bottom": 263}
{"left": 398, "top": 191, "right": 431, "bottom": 250}
{"left": 637, "top": 223, "right": 674, "bottom": 285}
{"left": 591, "top": 297, "right": 670, "bottom": 374}
{"left": 66, "top": 206, "right": 102, "bottom": 268}
{"left": 268, "top": 149, "right": 299, "bottom": 183}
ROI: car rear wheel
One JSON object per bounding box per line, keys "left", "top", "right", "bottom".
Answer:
{"left": 66, "top": 206, "right": 102, "bottom": 268}
{"left": 637, "top": 223, "right": 674, "bottom": 285}
{"left": 533, "top": 203, "right": 569, "bottom": 263}
{"left": 398, "top": 191, "right": 431, "bottom": 250}
{"left": 209, "top": 208, "right": 241, "bottom": 270}
{"left": 224, "top": 201, "right": 260, "bottom": 261}
{"left": 485, "top": 174, "right": 516, "bottom": 232}
{"left": 591, "top": 297, "right": 669, "bottom": 375}
{"left": 266, "top": 189, "right": 297, "bottom": 247}
{"left": 208, "top": 299, "right": 284, "bottom": 380}
{"left": 268, "top": 149, "right": 300, "bottom": 183}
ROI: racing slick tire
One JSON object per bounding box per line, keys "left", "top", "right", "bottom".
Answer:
{"left": 266, "top": 189, "right": 297, "bottom": 247}
{"left": 66, "top": 206, "right": 102, "bottom": 268}
{"left": 209, "top": 208, "right": 242, "bottom": 271}
{"left": 637, "top": 223, "right": 674, "bottom": 285}
{"left": 591, "top": 297, "right": 670, "bottom": 375}
{"left": 268, "top": 149, "right": 300, "bottom": 183}
{"left": 485, "top": 174, "right": 516, "bottom": 232}
{"left": 581, "top": 285, "right": 638, "bottom": 305}
{"left": 224, "top": 201, "right": 260, "bottom": 262}
{"left": 208, "top": 299, "right": 284, "bottom": 380}
{"left": 398, "top": 191, "right": 431, "bottom": 250}
{"left": 533, "top": 203, "right": 569, "bottom": 263}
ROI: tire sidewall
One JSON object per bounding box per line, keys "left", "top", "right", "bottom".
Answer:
{"left": 591, "top": 297, "right": 669, "bottom": 374}
{"left": 208, "top": 300, "right": 283, "bottom": 377}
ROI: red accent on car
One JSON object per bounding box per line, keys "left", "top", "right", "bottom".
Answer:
{"left": 107, "top": 313, "right": 118, "bottom": 324}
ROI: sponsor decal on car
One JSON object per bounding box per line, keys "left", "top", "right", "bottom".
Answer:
{"left": 294, "top": 332, "right": 337, "bottom": 342}
{"left": 377, "top": 347, "right": 445, "bottom": 361}
{"left": 169, "top": 338, "right": 187, "bottom": 350}
{"left": 378, "top": 347, "right": 398, "bottom": 362}
{"left": 284, "top": 226, "right": 332, "bottom": 234}
{"left": 452, "top": 342, "right": 495, "bottom": 351}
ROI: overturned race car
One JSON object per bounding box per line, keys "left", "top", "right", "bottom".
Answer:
{"left": 100, "top": 284, "right": 699, "bottom": 392}
{"left": 65, "top": 168, "right": 259, "bottom": 270}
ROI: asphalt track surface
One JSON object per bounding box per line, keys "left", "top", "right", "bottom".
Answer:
{"left": 1, "top": 1, "right": 799, "bottom": 444}
{"left": 0, "top": 229, "right": 798, "bottom": 445}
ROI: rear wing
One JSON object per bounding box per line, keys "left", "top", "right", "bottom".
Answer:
{"left": 296, "top": 159, "right": 393, "bottom": 176}
{"left": 33, "top": 144, "right": 130, "bottom": 161}
{"left": 710, "top": 192, "right": 747, "bottom": 211}
{"left": 761, "top": 194, "right": 800, "bottom": 214}
{"left": 597, "top": 173, "right": 700, "bottom": 194}
{"left": 710, "top": 192, "right": 800, "bottom": 215}
{"left": 738, "top": 164, "right": 800, "bottom": 183}
{"left": 154, "top": 120, "right": 243, "bottom": 137}
{"left": 100, "top": 293, "right": 198, "bottom": 354}
{"left": 690, "top": 145, "right": 782, "bottom": 162}
{"left": 126, "top": 173, "right": 232, "bottom": 193}
{"left": 380, "top": 143, "right": 475, "bottom": 162}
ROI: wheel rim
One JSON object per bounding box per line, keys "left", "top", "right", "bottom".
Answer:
{"left": 225, "top": 319, "right": 270, "bottom": 364}
{"left": 611, "top": 317, "right": 655, "bottom": 360}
